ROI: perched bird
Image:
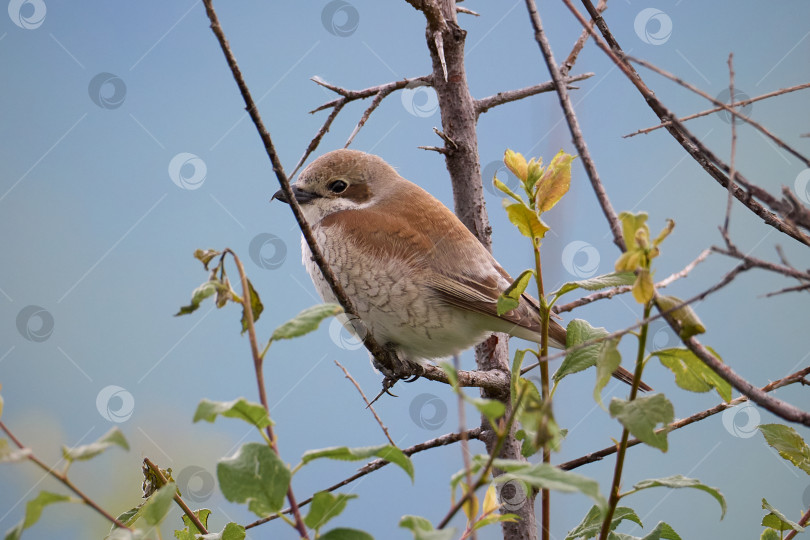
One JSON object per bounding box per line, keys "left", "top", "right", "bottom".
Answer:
{"left": 274, "top": 149, "right": 648, "bottom": 390}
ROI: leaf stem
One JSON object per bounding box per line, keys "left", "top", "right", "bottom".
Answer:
{"left": 534, "top": 241, "right": 552, "bottom": 540}
{"left": 0, "top": 420, "right": 131, "bottom": 531}
{"left": 598, "top": 301, "right": 652, "bottom": 539}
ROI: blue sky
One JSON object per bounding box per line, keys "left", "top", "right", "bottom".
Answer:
{"left": 1, "top": 1, "right": 809, "bottom": 539}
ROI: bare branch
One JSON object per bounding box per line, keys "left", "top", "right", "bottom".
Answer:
{"left": 561, "top": 0, "right": 810, "bottom": 247}
{"left": 559, "top": 366, "right": 810, "bottom": 471}
{"left": 723, "top": 53, "right": 738, "bottom": 236}
{"left": 624, "top": 81, "right": 810, "bottom": 138}
{"left": 553, "top": 248, "right": 712, "bottom": 314}
{"left": 335, "top": 360, "right": 396, "bottom": 446}
{"left": 525, "top": 0, "right": 626, "bottom": 251}
{"left": 627, "top": 54, "right": 810, "bottom": 168}
{"left": 560, "top": 0, "right": 607, "bottom": 76}
{"left": 246, "top": 427, "right": 487, "bottom": 529}
{"left": 475, "top": 73, "right": 594, "bottom": 116}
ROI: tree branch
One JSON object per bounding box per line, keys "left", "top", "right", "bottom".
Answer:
{"left": 474, "top": 73, "right": 594, "bottom": 116}
{"left": 559, "top": 366, "right": 810, "bottom": 471}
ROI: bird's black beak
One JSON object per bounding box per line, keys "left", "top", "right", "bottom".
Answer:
{"left": 271, "top": 185, "right": 317, "bottom": 205}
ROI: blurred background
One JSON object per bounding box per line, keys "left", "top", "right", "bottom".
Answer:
{"left": 1, "top": 1, "right": 809, "bottom": 538}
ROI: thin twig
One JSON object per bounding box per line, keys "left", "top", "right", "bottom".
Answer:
{"left": 560, "top": 0, "right": 607, "bottom": 76}
{"left": 224, "top": 250, "right": 309, "bottom": 537}
{"left": 245, "top": 427, "right": 486, "bottom": 528}
{"left": 0, "top": 421, "right": 131, "bottom": 531}
{"left": 525, "top": 259, "right": 752, "bottom": 374}
{"left": 334, "top": 360, "right": 396, "bottom": 446}
{"left": 525, "top": 0, "right": 625, "bottom": 251}
{"left": 559, "top": 366, "right": 810, "bottom": 471}
{"left": 723, "top": 53, "right": 737, "bottom": 236}
{"left": 627, "top": 55, "right": 810, "bottom": 169}
{"left": 474, "top": 73, "right": 594, "bottom": 116}
{"left": 712, "top": 245, "right": 810, "bottom": 282}
{"left": 143, "top": 457, "right": 208, "bottom": 535}
{"left": 291, "top": 100, "right": 346, "bottom": 179}
{"left": 624, "top": 81, "right": 810, "bottom": 138}
{"left": 553, "top": 249, "right": 711, "bottom": 314}
{"left": 763, "top": 282, "right": 810, "bottom": 298}
{"left": 567, "top": 0, "right": 810, "bottom": 247}
{"left": 454, "top": 355, "right": 476, "bottom": 539}
{"left": 785, "top": 505, "right": 810, "bottom": 540}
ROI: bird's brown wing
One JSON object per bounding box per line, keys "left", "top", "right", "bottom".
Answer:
{"left": 425, "top": 271, "right": 567, "bottom": 349}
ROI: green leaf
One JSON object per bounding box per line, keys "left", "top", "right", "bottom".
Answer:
{"left": 472, "top": 513, "right": 520, "bottom": 531}
{"left": 22, "top": 491, "right": 77, "bottom": 529}
{"left": 653, "top": 348, "right": 731, "bottom": 402}
{"left": 493, "top": 459, "right": 606, "bottom": 510}
{"left": 608, "top": 521, "right": 681, "bottom": 540}
{"left": 511, "top": 349, "right": 530, "bottom": 402}
{"left": 113, "top": 505, "right": 143, "bottom": 529}
{"left": 176, "top": 280, "right": 227, "bottom": 316}
{"left": 270, "top": 304, "right": 343, "bottom": 342}
{"left": 760, "top": 528, "right": 780, "bottom": 540}
{"left": 504, "top": 200, "right": 549, "bottom": 241}
{"left": 552, "top": 272, "right": 637, "bottom": 299}
{"left": 762, "top": 497, "right": 804, "bottom": 532}
{"left": 301, "top": 445, "right": 414, "bottom": 481}
{"left": 535, "top": 149, "right": 574, "bottom": 213}
{"left": 3, "top": 522, "right": 23, "bottom": 540}
{"left": 217, "top": 442, "right": 291, "bottom": 517}
{"left": 619, "top": 212, "right": 649, "bottom": 251}
{"left": 240, "top": 278, "right": 264, "bottom": 334}
{"left": 199, "top": 522, "right": 246, "bottom": 540}
{"left": 594, "top": 338, "right": 622, "bottom": 409}
{"left": 193, "top": 398, "right": 272, "bottom": 430}
{"left": 554, "top": 319, "right": 609, "bottom": 384}
{"left": 62, "top": 427, "right": 129, "bottom": 462}
{"left": 631, "top": 475, "right": 726, "bottom": 518}
{"left": 142, "top": 482, "right": 177, "bottom": 526}
{"left": 497, "top": 269, "right": 534, "bottom": 316}
{"left": 758, "top": 424, "right": 810, "bottom": 475}
{"left": 609, "top": 395, "right": 674, "bottom": 452}
{"left": 655, "top": 295, "right": 705, "bottom": 338}
{"left": 319, "top": 528, "right": 375, "bottom": 540}
{"left": 493, "top": 177, "right": 523, "bottom": 203}
{"left": 565, "top": 505, "right": 642, "bottom": 539}
{"left": 173, "top": 508, "right": 212, "bottom": 540}
{"left": 399, "top": 515, "right": 456, "bottom": 540}
{"left": 503, "top": 149, "right": 529, "bottom": 182}
{"left": 469, "top": 397, "right": 506, "bottom": 429}
{"left": 0, "top": 439, "right": 32, "bottom": 463}
{"left": 304, "top": 492, "right": 358, "bottom": 531}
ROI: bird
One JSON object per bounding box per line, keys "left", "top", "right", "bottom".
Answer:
{"left": 273, "top": 149, "right": 649, "bottom": 391}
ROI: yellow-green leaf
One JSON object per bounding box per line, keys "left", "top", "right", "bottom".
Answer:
{"left": 632, "top": 269, "right": 654, "bottom": 304}
{"left": 504, "top": 201, "right": 549, "bottom": 241}
{"left": 619, "top": 211, "right": 649, "bottom": 249}
{"left": 504, "top": 149, "right": 528, "bottom": 182}
{"left": 656, "top": 295, "right": 706, "bottom": 338}
{"left": 482, "top": 484, "right": 499, "bottom": 515}
{"left": 535, "top": 150, "right": 574, "bottom": 213}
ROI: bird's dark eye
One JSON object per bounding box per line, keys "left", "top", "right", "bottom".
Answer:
{"left": 327, "top": 179, "right": 348, "bottom": 194}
